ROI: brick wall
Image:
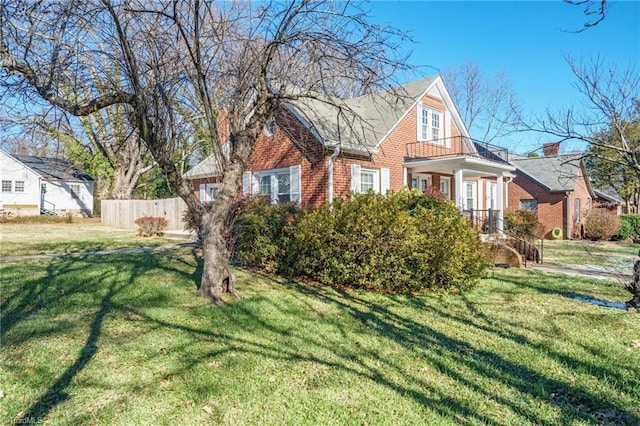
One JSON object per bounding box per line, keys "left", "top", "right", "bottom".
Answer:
{"left": 247, "top": 107, "right": 328, "bottom": 207}
{"left": 508, "top": 173, "right": 566, "bottom": 238}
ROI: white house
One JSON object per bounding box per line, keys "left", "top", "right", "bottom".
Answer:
{"left": 0, "top": 149, "right": 94, "bottom": 216}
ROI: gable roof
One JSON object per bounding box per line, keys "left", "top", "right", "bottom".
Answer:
{"left": 12, "top": 154, "right": 93, "bottom": 182}
{"left": 286, "top": 75, "right": 470, "bottom": 153}
{"left": 510, "top": 154, "right": 594, "bottom": 195}
{"left": 183, "top": 155, "right": 223, "bottom": 179}
{"left": 593, "top": 185, "right": 623, "bottom": 204}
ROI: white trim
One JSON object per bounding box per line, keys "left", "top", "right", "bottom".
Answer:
{"left": 350, "top": 164, "right": 361, "bottom": 193}
{"left": 380, "top": 168, "right": 390, "bottom": 195}
{"left": 440, "top": 176, "right": 452, "bottom": 200}
{"left": 376, "top": 76, "right": 472, "bottom": 148}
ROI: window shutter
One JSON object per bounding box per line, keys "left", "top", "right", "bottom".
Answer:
{"left": 444, "top": 111, "right": 451, "bottom": 148}
{"left": 380, "top": 168, "right": 390, "bottom": 195}
{"left": 199, "top": 183, "right": 207, "bottom": 202}
{"left": 290, "top": 165, "right": 301, "bottom": 204}
{"left": 242, "top": 171, "right": 251, "bottom": 196}
{"left": 351, "top": 164, "right": 361, "bottom": 193}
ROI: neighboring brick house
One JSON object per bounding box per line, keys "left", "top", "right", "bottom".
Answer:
{"left": 508, "top": 148, "right": 596, "bottom": 239}
{"left": 185, "top": 76, "right": 516, "bottom": 233}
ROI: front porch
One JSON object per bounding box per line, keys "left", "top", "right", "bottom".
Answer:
{"left": 403, "top": 136, "right": 516, "bottom": 234}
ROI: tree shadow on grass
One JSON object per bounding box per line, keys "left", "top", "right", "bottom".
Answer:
{"left": 3, "top": 256, "right": 638, "bottom": 424}
{"left": 2, "top": 252, "right": 172, "bottom": 423}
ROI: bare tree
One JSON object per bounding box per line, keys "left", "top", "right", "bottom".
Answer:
{"left": 526, "top": 56, "right": 639, "bottom": 182}
{"left": 443, "top": 59, "right": 521, "bottom": 144}
{"left": 1, "top": 0, "right": 410, "bottom": 304}
{"left": 564, "top": 0, "right": 609, "bottom": 33}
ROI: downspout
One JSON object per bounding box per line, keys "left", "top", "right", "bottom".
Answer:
{"left": 327, "top": 146, "right": 341, "bottom": 209}
{"left": 564, "top": 192, "right": 570, "bottom": 240}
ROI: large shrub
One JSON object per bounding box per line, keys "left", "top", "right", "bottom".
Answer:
{"left": 134, "top": 216, "right": 168, "bottom": 237}
{"left": 504, "top": 209, "right": 542, "bottom": 239}
{"left": 280, "top": 190, "right": 489, "bottom": 293}
{"left": 583, "top": 209, "right": 621, "bottom": 241}
{"left": 618, "top": 214, "right": 640, "bottom": 242}
{"left": 233, "top": 197, "right": 298, "bottom": 273}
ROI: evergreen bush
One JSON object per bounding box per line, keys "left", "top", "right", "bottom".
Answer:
{"left": 236, "top": 190, "right": 489, "bottom": 294}
{"left": 618, "top": 214, "right": 640, "bottom": 242}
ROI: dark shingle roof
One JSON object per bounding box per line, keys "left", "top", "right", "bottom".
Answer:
{"left": 15, "top": 155, "right": 93, "bottom": 182}
{"left": 510, "top": 154, "right": 584, "bottom": 192}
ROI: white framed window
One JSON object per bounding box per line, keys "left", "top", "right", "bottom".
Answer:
{"left": 520, "top": 199, "right": 537, "bottom": 211}
{"left": 70, "top": 184, "right": 81, "bottom": 199}
{"left": 417, "top": 104, "right": 444, "bottom": 143}
{"left": 264, "top": 119, "right": 276, "bottom": 137}
{"left": 439, "top": 176, "right": 451, "bottom": 200}
{"left": 350, "top": 165, "right": 390, "bottom": 195}
{"left": 259, "top": 175, "right": 271, "bottom": 196}
{"left": 41, "top": 183, "right": 47, "bottom": 194}
{"left": 487, "top": 182, "right": 497, "bottom": 210}
{"left": 276, "top": 172, "right": 290, "bottom": 203}
{"left": 243, "top": 165, "right": 301, "bottom": 204}
{"left": 14, "top": 181, "right": 25, "bottom": 192}
{"left": 360, "top": 169, "right": 377, "bottom": 193}
{"left": 2, "top": 180, "right": 11, "bottom": 192}
{"left": 199, "top": 183, "right": 220, "bottom": 202}
{"left": 464, "top": 181, "right": 476, "bottom": 210}
{"left": 411, "top": 173, "right": 433, "bottom": 191}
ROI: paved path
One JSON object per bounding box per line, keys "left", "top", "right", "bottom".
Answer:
{"left": 0, "top": 243, "right": 196, "bottom": 263}
{"left": 528, "top": 263, "right": 632, "bottom": 282}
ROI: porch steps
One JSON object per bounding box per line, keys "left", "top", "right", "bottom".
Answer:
{"left": 40, "top": 208, "right": 57, "bottom": 216}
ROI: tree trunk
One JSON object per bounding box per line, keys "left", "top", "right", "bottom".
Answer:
{"left": 197, "top": 209, "right": 238, "bottom": 306}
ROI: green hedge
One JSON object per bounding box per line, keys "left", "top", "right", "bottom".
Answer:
{"left": 618, "top": 214, "right": 640, "bottom": 242}
{"left": 234, "top": 190, "right": 489, "bottom": 294}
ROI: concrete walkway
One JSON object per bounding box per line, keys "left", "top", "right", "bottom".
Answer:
{"left": 528, "top": 263, "right": 632, "bottom": 282}
{"left": 0, "top": 242, "right": 196, "bottom": 263}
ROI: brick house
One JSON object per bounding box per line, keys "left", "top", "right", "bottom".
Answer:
{"left": 508, "top": 147, "right": 597, "bottom": 239}
{"left": 185, "top": 76, "right": 516, "bottom": 233}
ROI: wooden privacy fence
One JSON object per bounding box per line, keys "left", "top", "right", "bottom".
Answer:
{"left": 101, "top": 198, "right": 188, "bottom": 230}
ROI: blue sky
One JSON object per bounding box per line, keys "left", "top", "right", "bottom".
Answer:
{"left": 367, "top": 0, "right": 639, "bottom": 154}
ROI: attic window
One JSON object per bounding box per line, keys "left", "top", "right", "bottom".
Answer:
{"left": 14, "top": 181, "right": 25, "bottom": 192}
{"left": 2, "top": 180, "right": 12, "bottom": 192}
{"left": 418, "top": 104, "right": 443, "bottom": 143}
{"left": 264, "top": 120, "right": 276, "bottom": 137}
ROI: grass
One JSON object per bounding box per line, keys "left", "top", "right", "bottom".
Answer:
{"left": 0, "top": 222, "right": 179, "bottom": 257}
{"left": 542, "top": 239, "right": 638, "bottom": 273}
{"left": 2, "top": 245, "right": 639, "bottom": 425}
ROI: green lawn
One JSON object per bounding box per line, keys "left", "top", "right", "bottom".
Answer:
{"left": 542, "top": 239, "right": 638, "bottom": 273}
{"left": 2, "top": 247, "right": 639, "bottom": 425}
{"left": 0, "top": 223, "right": 179, "bottom": 257}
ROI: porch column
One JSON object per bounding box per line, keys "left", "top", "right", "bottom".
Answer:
{"left": 403, "top": 166, "right": 408, "bottom": 187}
{"left": 496, "top": 172, "right": 504, "bottom": 234}
{"left": 454, "top": 168, "right": 464, "bottom": 211}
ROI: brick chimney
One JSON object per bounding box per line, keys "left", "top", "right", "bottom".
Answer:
{"left": 543, "top": 142, "right": 560, "bottom": 156}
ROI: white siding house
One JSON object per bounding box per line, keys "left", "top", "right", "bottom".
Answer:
{"left": 0, "top": 150, "right": 94, "bottom": 216}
